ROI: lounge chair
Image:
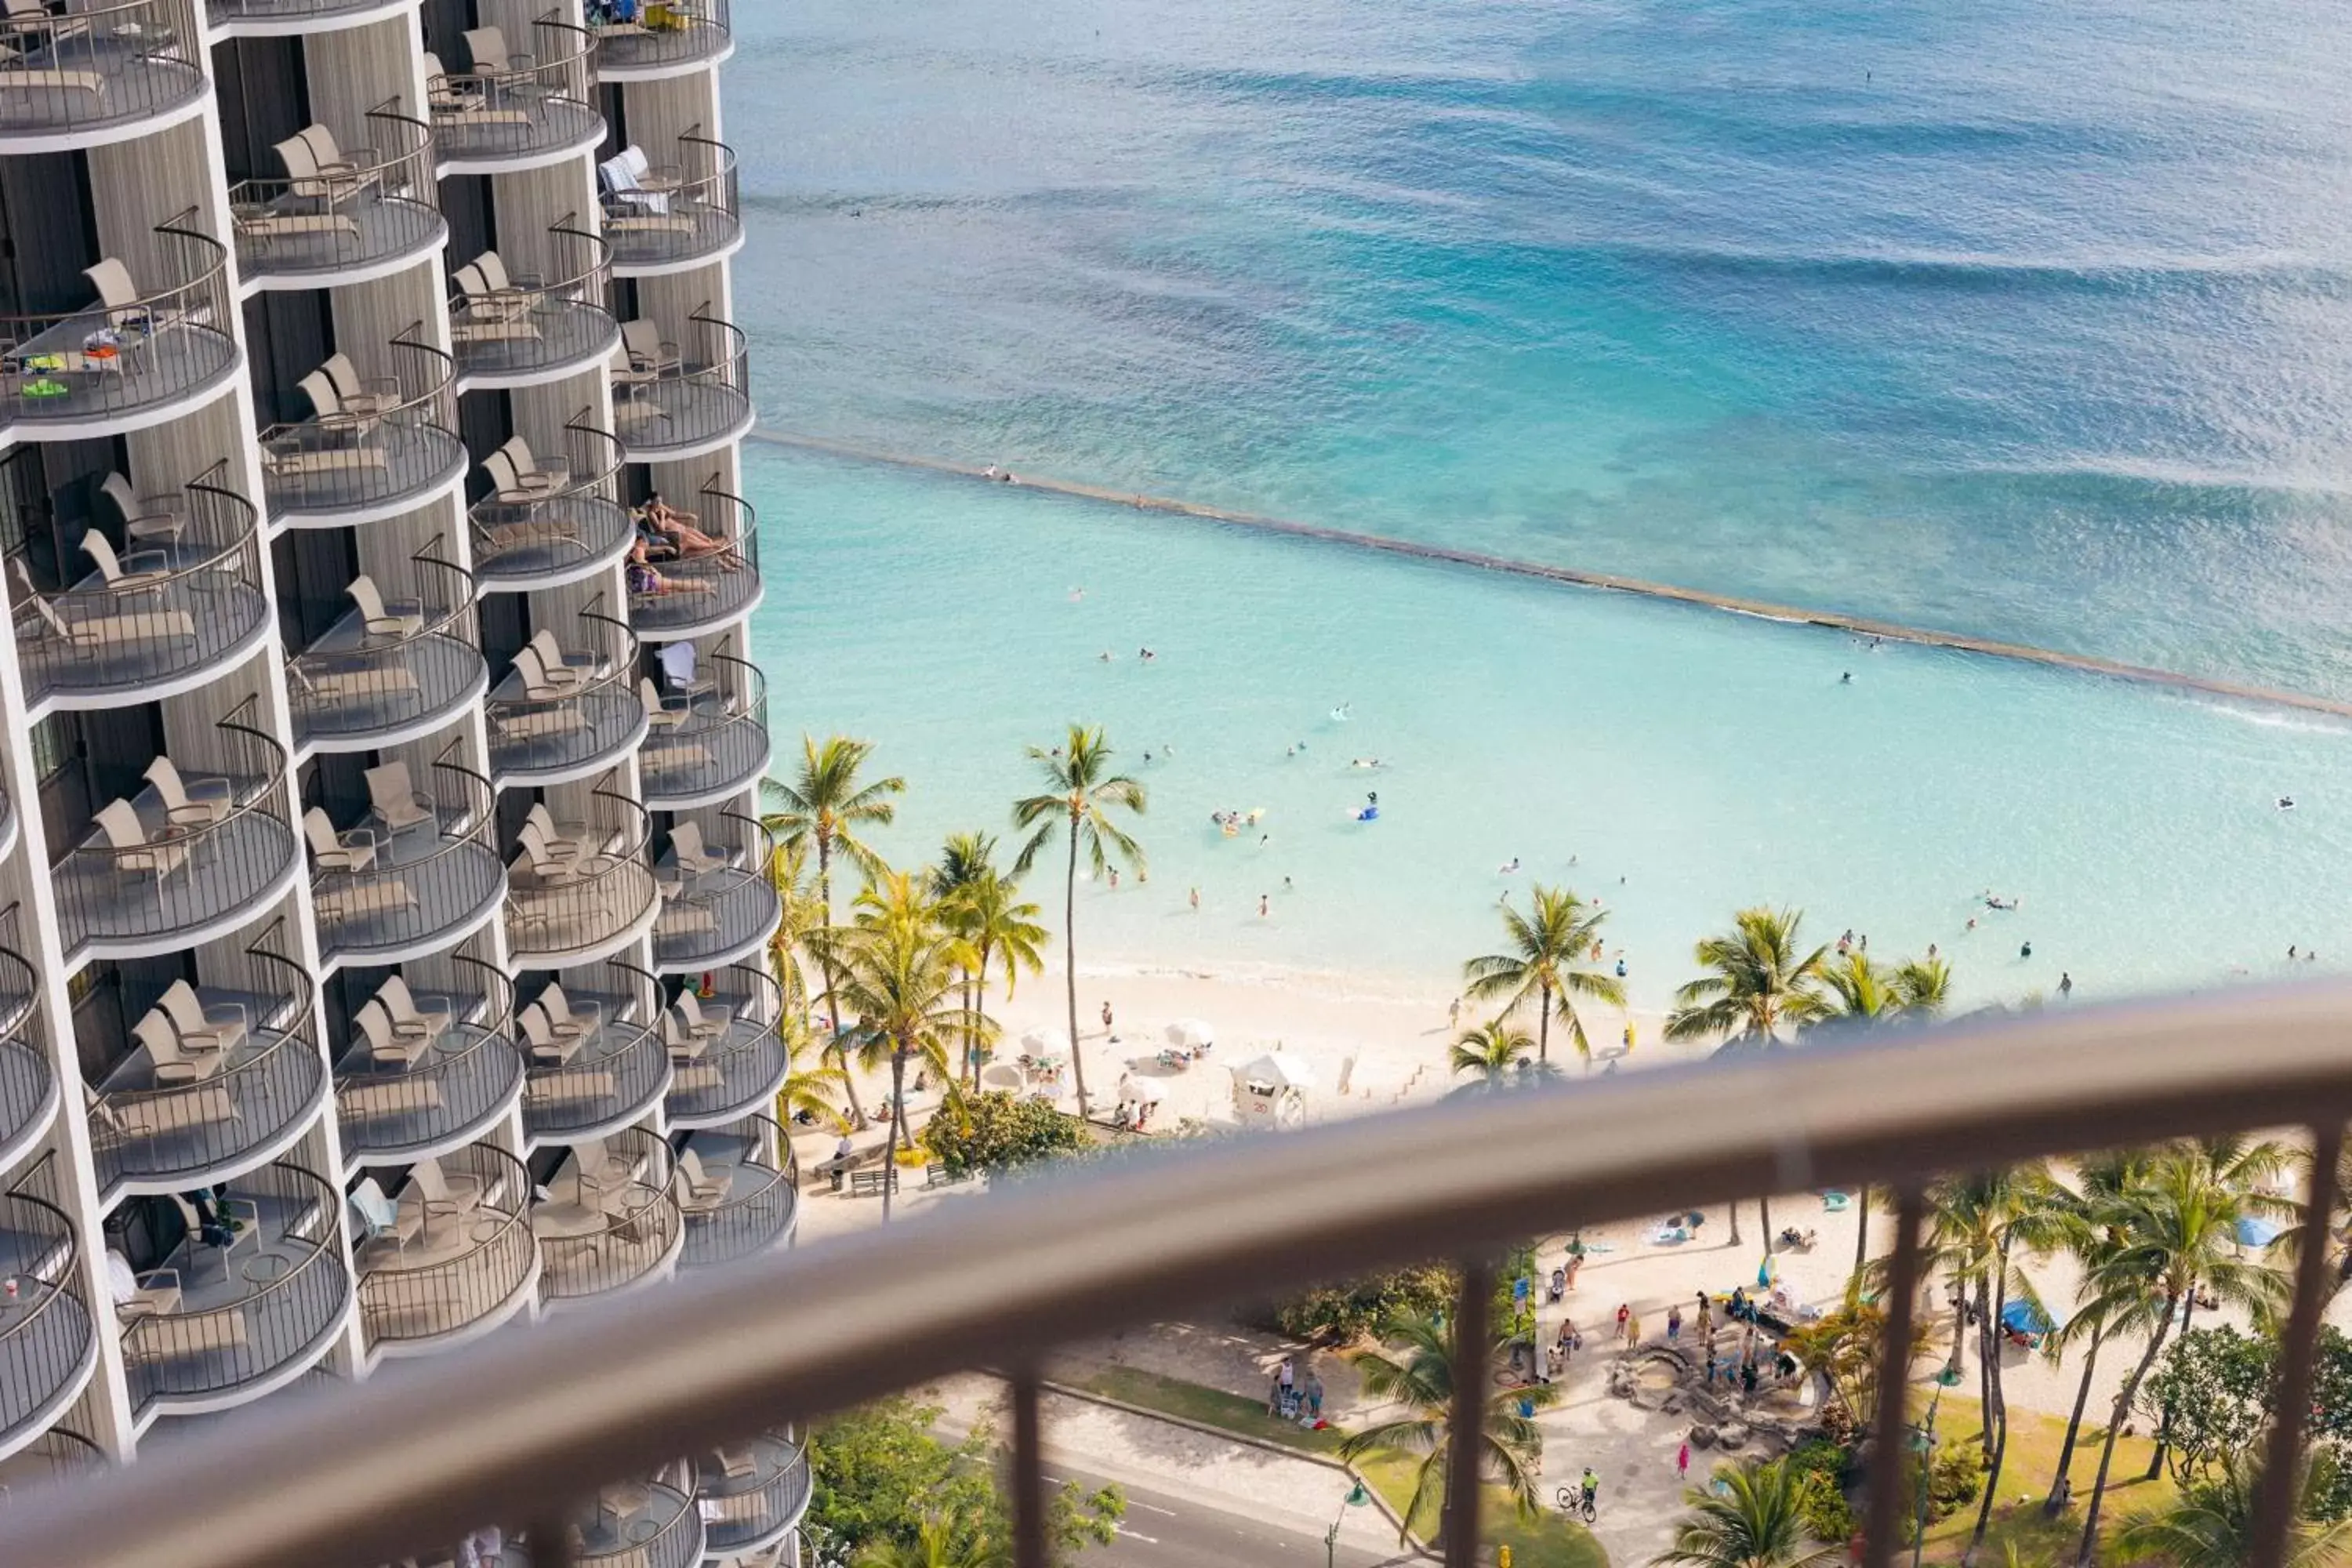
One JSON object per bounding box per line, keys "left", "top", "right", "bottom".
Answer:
{"left": 379, "top": 975, "right": 452, "bottom": 1041}
{"left": 131, "top": 1011, "right": 223, "bottom": 1085}
{"left": 509, "top": 645, "right": 587, "bottom": 702}
{"left": 599, "top": 147, "right": 677, "bottom": 221}
{"left": 93, "top": 798, "right": 191, "bottom": 887}
{"left": 286, "top": 658, "right": 419, "bottom": 706}
{"left": 364, "top": 761, "right": 437, "bottom": 837}
{"left": 674, "top": 1149, "right": 729, "bottom": 1210}
{"left": 80, "top": 531, "right": 171, "bottom": 593}
{"left": 412, "top": 1153, "right": 485, "bottom": 1214}
{"left": 673, "top": 988, "right": 733, "bottom": 1036}
{"left": 144, "top": 756, "right": 235, "bottom": 826}
{"left": 157, "top": 978, "right": 247, "bottom": 1054}
{"left": 24, "top": 589, "right": 194, "bottom": 654}
{"left": 668, "top": 820, "right": 735, "bottom": 875}
{"left": 538, "top": 982, "right": 603, "bottom": 1039}
{"left": 100, "top": 473, "right": 186, "bottom": 546}
{"left": 348, "top": 575, "right": 424, "bottom": 638}
{"left": 303, "top": 807, "right": 379, "bottom": 873}
{"left": 641, "top": 678, "right": 692, "bottom": 731}
{"left": 516, "top": 1004, "right": 579, "bottom": 1065}
{"left": 354, "top": 999, "right": 429, "bottom": 1065}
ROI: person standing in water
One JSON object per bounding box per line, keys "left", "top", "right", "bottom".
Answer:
{"left": 1258, "top": 894, "right": 1269, "bottom": 918}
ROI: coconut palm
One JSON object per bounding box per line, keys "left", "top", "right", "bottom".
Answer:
{"left": 1651, "top": 1457, "right": 1840, "bottom": 1568}
{"left": 1893, "top": 956, "right": 1952, "bottom": 1016}
{"left": 2112, "top": 1448, "right": 2352, "bottom": 1568}
{"left": 1461, "top": 885, "right": 1623, "bottom": 1068}
{"left": 1448, "top": 1018, "right": 1543, "bottom": 1094}
{"left": 2280, "top": 1137, "right": 2352, "bottom": 1305}
{"left": 854, "top": 1513, "right": 1005, "bottom": 1568}
{"left": 934, "top": 836, "right": 1047, "bottom": 1087}
{"left": 1664, "top": 907, "right": 1830, "bottom": 1050}
{"left": 1338, "top": 1310, "right": 1555, "bottom": 1538}
{"left": 1011, "top": 724, "right": 1145, "bottom": 1119}
{"left": 1810, "top": 951, "right": 1901, "bottom": 1033}
{"left": 764, "top": 738, "right": 906, "bottom": 1125}
{"left": 775, "top": 1011, "right": 851, "bottom": 1134}
{"left": 2042, "top": 1148, "right": 2155, "bottom": 1515}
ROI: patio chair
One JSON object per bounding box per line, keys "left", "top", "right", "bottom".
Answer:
{"left": 347, "top": 574, "right": 424, "bottom": 638}
{"left": 348, "top": 1177, "right": 420, "bottom": 1261}
{"left": 412, "top": 1153, "right": 485, "bottom": 1214}
{"left": 509, "top": 646, "right": 584, "bottom": 703}
{"left": 462, "top": 24, "right": 530, "bottom": 73}
{"left": 24, "top": 587, "right": 194, "bottom": 654}
{"left": 319, "top": 353, "right": 402, "bottom": 419}
{"left": 92, "top": 798, "right": 191, "bottom": 887}
{"left": 598, "top": 147, "right": 674, "bottom": 217}
{"left": 79, "top": 531, "right": 172, "bottom": 593}
{"left": 538, "top": 982, "right": 603, "bottom": 1040}
{"left": 130, "top": 1011, "right": 225, "bottom": 1085}
{"left": 667, "top": 820, "right": 734, "bottom": 876}
{"left": 379, "top": 975, "right": 452, "bottom": 1042}
{"left": 516, "top": 1003, "right": 579, "bottom": 1065}
{"left": 294, "top": 368, "right": 377, "bottom": 438}
{"left": 523, "top": 803, "right": 600, "bottom": 861}
{"left": 619, "top": 319, "right": 681, "bottom": 379}
{"left": 144, "top": 756, "right": 235, "bottom": 827}
{"left": 459, "top": 252, "right": 540, "bottom": 316}
{"left": 286, "top": 658, "right": 418, "bottom": 706}
{"left": 529, "top": 626, "right": 605, "bottom": 680}
{"left": 85, "top": 257, "right": 191, "bottom": 336}
{"left": 481, "top": 443, "right": 565, "bottom": 504}
{"left": 640, "top": 678, "right": 691, "bottom": 731}
{"left": 157, "top": 978, "right": 247, "bottom": 1054}
{"left": 296, "top": 125, "right": 381, "bottom": 194}
{"left": 673, "top": 988, "right": 733, "bottom": 1037}
{"left": 273, "top": 128, "right": 374, "bottom": 209}
{"left": 105, "top": 1250, "right": 180, "bottom": 1323}
{"left": 1, "top": 0, "right": 89, "bottom": 43}
{"left": 303, "top": 807, "right": 379, "bottom": 873}
{"left": 674, "top": 1149, "right": 730, "bottom": 1210}
{"left": 364, "top": 761, "right": 437, "bottom": 837}
{"left": 99, "top": 473, "right": 187, "bottom": 546}
{"left": 354, "top": 998, "right": 430, "bottom": 1065}
{"left": 448, "top": 262, "right": 542, "bottom": 343}
{"left": 659, "top": 1009, "right": 706, "bottom": 1061}
{"left": 166, "top": 1189, "right": 259, "bottom": 1272}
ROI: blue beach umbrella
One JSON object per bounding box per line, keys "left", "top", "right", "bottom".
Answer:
{"left": 2236, "top": 1216, "right": 2283, "bottom": 1248}
{"left": 1999, "top": 1298, "right": 2055, "bottom": 1339}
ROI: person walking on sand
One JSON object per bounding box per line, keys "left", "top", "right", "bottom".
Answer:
{"left": 1449, "top": 996, "right": 1461, "bottom": 1029}
{"left": 1627, "top": 1308, "right": 1642, "bottom": 1348}
{"left": 1189, "top": 887, "right": 1200, "bottom": 912}
{"left": 1677, "top": 1440, "right": 1691, "bottom": 1481}
{"left": 1667, "top": 1303, "right": 1682, "bottom": 1342}
{"left": 1100, "top": 1000, "right": 1114, "bottom": 1036}
{"left": 1614, "top": 1302, "right": 1630, "bottom": 1345}
{"left": 1304, "top": 1370, "right": 1324, "bottom": 1421}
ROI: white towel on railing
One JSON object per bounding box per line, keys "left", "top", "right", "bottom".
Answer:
{"left": 599, "top": 145, "right": 669, "bottom": 216}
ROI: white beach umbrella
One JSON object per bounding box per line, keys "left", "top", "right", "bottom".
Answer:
{"left": 1127, "top": 1076, "right": 1167, "bottom": 1104}
{"left": 978, "top": 1062, "right": 1025, "bottom": 1093}
{"left": 1165, "top": 1018, "right": 1214, "bottom": 1049}
{"left": 1020, "top": 1027, "right": 1073, "bottom": 1054}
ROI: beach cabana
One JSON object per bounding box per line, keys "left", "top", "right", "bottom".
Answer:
{"left": 1229, "top": 1051, "right": 1312, "bottom": 1130}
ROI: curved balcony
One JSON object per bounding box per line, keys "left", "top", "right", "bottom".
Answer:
{"left": 448, "top": 223, "right": 618, "bottom": 388}
{"left": 591, "top": 0, "right": 730, "bottom": 78}
{"left": 209, "top": 0, "right": 417, "bottom": 36}
{"left": 676, "top": 1114, "right": 797, "bottom": 1269}
{"left": 487, "top": 600, "right": 646, "bottom": 786}
{"left": 695, "top": 1428, "right": 809, "bottom": 1559}
{"left": 0, "top": 0, "right": 203, "bottom": 152}
{"left": 336, "top": 958, "right": 524, "bottom": 1165}
{"left": 641, "top": 645, "right": 769, "bottom": 809}
{"left": 0, "top": 216, "right": 234, "bottom": 434}
{"left": 533, "top": 1127, "right": 681, "bottom": 1306}
{"left": 289, "top": 545, "right": 484, "bottom": 755}
{"left": 627, "top": 488, "right": 762, "bottom": 642}
{"left": 354, "top": 1141, "right": 537, "bottom": 1357}
{"left": 0, "top": 1425, "right": 104, "bottom": 1501}
{"left": 427, "top": 15, "right": 602, "bottom": 173}
{"left": 10, "top": 463, "right": 270, "bottom": 710}
{"left": 263, "top": 325, "right": 464, "bottom": 528}
{"left": 505, "top": 780, "right": 659, "bottom": 968}
{"left": 89, "top": 939, "right": 327, "bottom": 1200}
{"left": 231, "top": 106, "right": 443, "bottom": 289}
{"left": 0, "top": 909, "right": 56, "bottom": 1176}
{"left": 522, "top": 965, "right": 667, "bottom": 1147}
{"left": 600, "top": 133, "right": 739, "bottom": 274}
{"left": 663, "top": 968, "right": 786, "bottom": 1128}
{"left": 652, "top": 813, "right": 780, "bottom": 974}
{"left": 571, "top": 1468, "right": 706, "bottom": 1568}
{"left": 0, "top": 1192, "right": 97, "bottom": 1460}
{"left": 121, "top": 1161, "right": 350, "bottom": 1417}
{"left": 53, "top": 702, "right": 301, "bottom": 963}
{"left": 612, "top": 308, "right": 750, "bottom": 461}
{"left": 310, "top": 746, "right": 506, "bottom": 967}
{"left": 468, "top": 415, "right": 632, "bottom": 591}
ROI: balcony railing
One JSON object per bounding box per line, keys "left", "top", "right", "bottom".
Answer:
{"left": 641, "top": 643, "right": 769, "bottom": 808}
{"left": 612, "top": 306, "right": 750, "bottom": 459}
{"left": 467, "top": 413, "right": 631, "bottom": 591}
{"left": 426, "top": 13, "right": 601, "bottom": 168}
{"left": 572, "top": 1466, "right": 706, "bottom": 1568}
{"left": 53, "top": 699, "right": 299, "bottom": 959}
{"left": 590, "top": 0, "right": 729, "bottom": 76}
{"left": 261, "top": 323, "right": 463, "bottom": 527}
{"left": 288, "top": 540, "right": 485, "bottom": 753}
{"left": 446, "top": 220, "right": 617, "bottom": 384}
{"left": 504, "top": 777, "right": 659, "bottom": 967}
{"left": 600, "top": 132, "right": 740, "bottom": 273}
{"left": 485, "top": 598, "right": 646, "bottom": 783}
{"left": 354, "top": 1141, "right": 538, "bottom": 1355}
{"left": 336, "top": 957, "right": 525, "bottom": 1164}
{"left": 628, "top": 485, "right": 760, "bottom": 640}
{"left": 0, "top": 0, "right": 203, "bottom": 146}
{"left": 0, "top": 213, "right": 233, "bottom": 429}
{"left": 695, "top": 1428, "right": 808, "bottom": 1558}
{"left": 88, "top": 929, "right": 327, "bottom": 1197}
{"left": 532, "top": 1126, "right": 681, "bottom": 1306}
{"left": 310, "top": 742, "right": 505, "bottom": 966}
{"left": 0, "top": 907, "right": 56, "bottom": 1172}
{"left": 652, "top": 811, "right": 780, "bottom": 972}
{"left": 0, "top": 1187, "right": 95, "bottom": 1457}
{"left": 120, "top": 1161, "right": 350, "bottom": 1416}
{"left": 208, "top": 0, "right": 408, "bottom": 31}
{"left": 521, "top": 962, "right": 667, "bottom": 1145}
{"left": 0, "top": 1425, "right": 104, "bottom": 1505}
{"left": 10, "top": 459, "right": 268, "bottom": 706}
{"left": 662, "top": 967, "right": 787, "bottom": 1128}
{"left": 230, "top": 105, "right": 442, "bottom": 285}
{"left": 676, "top": 1113, "right": 797, "bottom": 1269}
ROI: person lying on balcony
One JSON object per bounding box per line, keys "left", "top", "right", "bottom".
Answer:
{"left": 638, "top": 495, "right": 737, "bottom": 560}
{"left": 626, "top": 538, "right": 717, "bottom": 597}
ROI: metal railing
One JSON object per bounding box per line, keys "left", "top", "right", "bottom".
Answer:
{"left": 311, "top": 741, "right": 503, "bottom": 964}
{"left": 652, "top": 811, "right": 779, "bottom": 971}
{"left": 676, "top": 1112, "right": 796, "bottom": 1269}
{"left": 354, "top": 1141, "right": 536, "bottom": 1352}
{"left": 641, "top": 642, "right": 769, "bottom": 806}
{"left": 262, "top": 322, "right": 463, "bottom": 524}
{"left": 522, "top": 960, "right": 667, "bottom": 1143}
{"left": 468, "top": 412, "right": 630, "bottom": 589}
{"left": 446, "top": 219, "right": 615, "bottom": 383}
{"left": 590, "top": 0, "right": 729, "bottom": 74}
{"left": 208, "top": 0, "right": 402, "bottom": 30}
{"left": 504, "top": 774, "right": 658, "bottom": 965}
{"left": 336, "top": 956, "right": 524, "bottom": 1163}
{"left": 630, "top": 483, "right": 760, "bottom": 637}
{"left": 426, "top": 12, "right": 601, "bottom": 166}
{"left": 662, "top": 967, "right": 786, "bottom": 1127}
{"left": 601, "top": 132, "right": 740, "bottom": 270}
{"left": 53, "top": 696, "right": 299, "bottom": 957}
{"left": 0, "top": 904, "right": 53, "bottom": 1164}
{"left": 612, "top": 305, "right": 750, "bottom": 458}
{"left": 573, "top": 1467, "right": 705, "bottom": 1568}
{"left": 0, "top": 0, "right": 203, "bottom": 143}
{"left": 288, "top": 539, "right": 482, "bottom": 750}
{"left": 10, "top": 457, "right": 268, "bottom": 704}
{"left": 0, "top": 1426, "right": 104, "bottom": 1505}
{"left": 695, "top": 1428, "right": 809, "bottom": 1556}
{"left": 230, "top": 103, "right": 441, "bottom": 284}
{"left": 0, "top": 211, "right": 232, "bottom": 427}
{"left": 534, "top": 1125, "right": 681, "bottom": 1305}
{"left": 121, "top": 1161, "right": 350, "bottom": 1414}
{"left": 485, "top": 597, "right": 645, "bottom": 782}
{"left": 0, "top": 1182, "right": 93, "bottom": 1455}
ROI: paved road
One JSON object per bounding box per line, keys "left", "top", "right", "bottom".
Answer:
{"left": 1045, "top": 1463, "right": 1414, "bottom": 1568}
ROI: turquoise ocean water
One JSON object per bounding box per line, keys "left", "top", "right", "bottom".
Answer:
{"left": 728, "top": 0, "right": 2352, "bottom": 1006}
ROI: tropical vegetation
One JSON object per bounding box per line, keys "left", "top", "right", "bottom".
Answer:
{"left": 1338, "top": 1308, "right": 1557, "bottom": 1538}
{"left": 1462, "top": 885, "right": 1623, "bottom": 1068}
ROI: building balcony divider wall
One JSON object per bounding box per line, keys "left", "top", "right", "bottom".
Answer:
{"left": 503, "top": 775, "right": 659, "bottom": 967}
{"left": 651, "top": 810, "right": 779, "bottom": 974}
{"left": 426, "top": 13, "right": 603, "bottom": 171}
{"left": 286, "top": 540, "right": 487, "bottom": 753}
{"left": 590, "top": 0, "right": 731, "bottom": 78}
{"left": 0, "top": 1168, "right": 98, "bottom": 1461}
{"left": 521, "top": 959, "right": 667, "bottom": 1145}
{"left": 485, "top": 597, "right": 646, "bottom": 784}
{"left": 10, "top": 459, "right": 270, "bottom": 708}
{"left": 261, "top": 324, "right": 465, "bottom": 528}
{"left": 467, "top": 413, "right": 630, "bottom": 590}
{"left": 354, "top": 1139, "right": 538, "bottom": 1357}
{"left": 230, "top": 103, "right": 444, "bottom": 289}
{"left": 87, "top": 922, "right": 328, "bottom": 1200}
{"left": 626, "top": 484, "right": 759, "bottom": 641}
{"left": 335, "top": 954, "right": 525, "bottom": 1164}
{"left": 640, "top": 641, "right": 768, "bottom": 808}
{"left": 675, "top": 1113, "right": 796, "bottom": 1270}
{"left": 0, "top": 0, "right": 205, "bottom": 148}
{"left": 53, "top": 696, "right": 302, "bottom": 961}
{"left": 611, "top": 307, "right": 750, "bottom": 460}
{"left": 0, "top": 212, "right": 235, "bottom": 432}
{"left": 693, "top": 1427, "right": 810, "bottom": 1560}
{"left": 531, "top": 1125, "right": 681, "bottom": 1306}
{"left": 661, "top": 967, "right": 786, "bottom": 1128}
{"left": 0, "top": 906, "right": 58, "bottom": 1175}
{"left": 309, "top": 739, "right": 506, "bottom": 967}
{"left": 600, "top": 132, "right": 739, "bottom": 274}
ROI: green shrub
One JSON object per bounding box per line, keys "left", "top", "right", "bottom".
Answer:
{"left": 920, "top": 1091, "right": 1090, "bottom": 1176}
{"left": 1928, "top": 1445, "right": 1984, "bottom": 1519}
{"left": 1268, "top": 1265, "right": 1459, "bottom": 1345}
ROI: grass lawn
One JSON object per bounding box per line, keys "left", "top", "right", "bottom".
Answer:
{"left": 1915, "top": 1395, "right": 2179, "bottom": 1566}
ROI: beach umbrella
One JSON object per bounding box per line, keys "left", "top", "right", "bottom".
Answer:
{"left": 1020, "top": 1026, "right": 1072, "bottom": 1055}
{"left": 1999, "top": 1298, "right": 2056, "bottom": 1338}
{"left": 2236, "top": 1216, "right": 2282, "bottom": 1249}
{"left": 977, "top": 1062, "right": 1025, "bottom": 1093}
{"left": 1165, "top": 1018, "right": 1214, "bottom": 1049}
{"left": 1127, "top": 1077, "right": 1167, "bottom": 1104}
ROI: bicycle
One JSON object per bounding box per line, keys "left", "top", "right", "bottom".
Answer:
{"left": 1555, "top": 1484, "right": 1598, "bottom": 1524}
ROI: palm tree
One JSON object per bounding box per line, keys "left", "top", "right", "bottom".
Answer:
{"left": 1448, "top": 1018, "right": 1543, "bottom": 1094}
{"left": 775, "top": 1012, "right": 851, "bottom": 1132}
{"left": 1011, "top": 724, "right": 1145, "bottom": 1119}
{"left": 935, "top": 837, "right": 1047, "bottom": 1087}
{"left": 1811, "top": 952, "right": 1900, "bottom": 1033}
{"left": 1780, "top": 1275, "right": 1926, "bottom": 1435}
{"left": 1651, "top": 1457, "right": 1840, "bottom": 1568}
{"left": 2113, "top": 1448, "right": 2352, "bottom": 1568}
{"left": 1664, "top": 907, "right": 1830, "bottom": 1050}
{"left": 2281, "top": 1137, "right": 2352, "bottom": 1305}
{"left": 826, "top": 871, "right": 981, "bottom": 1221}
{"left": 764, "top": 738, "right": 906, "bottom": 1126}
{"left": 1461, "top": 886, "right": 1623, "bottom": 1068}
{"left": 1338, "top": 1310, "right": 1556, "bottom": 1538}
{"left": 854, "top": 1513, "right": 1005, "bottom": 1568}
{"left": 1893, "top": 956, "right": 1952, "bottom": 1016}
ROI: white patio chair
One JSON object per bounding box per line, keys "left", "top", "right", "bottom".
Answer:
{"left": 144, "top": 756, "right": 234, "bottom": 827}
{"left": 303, "top": 807, "right": 378, "bottom": 873}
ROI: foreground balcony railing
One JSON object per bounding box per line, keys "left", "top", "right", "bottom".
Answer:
{"left": 10, "top": 460, "right": 269, "bottom": 707}
{"left": 230, "top": 105, "right": 442, "bottom": 287}
{"left": 662, "top": 968, "right": 786, "bottom": 1128}
{"left": 485, "top": 599, "right": 645, "bottom": 785}
{"left": 503, "top": 777, "right": 658, "bottom": 967}
{"left": 0, "top": 215, "right": 233, "bottom": 430}
{"left": 676, "top": 1113, "right": 797, "bottom": 1269}
{"left": 599, "top": 132, "right": 740, "bottom": 274}
{"left": 651, "top": 812, "right": 779, "bottom": 973}
{"left": 0, "top": 1186, "right": 96, "bottom": 1457}
{"left": 288, "top": 543, "right": 485, "bottom": 753}
{"left": 447, "top": 221, "right": 616, "bottom": 387}
{"left": 262, "top": 324, "right": 463, "bottom": 528}
{"left": 354, "top": 1141, "right": 538, "bottom": 1356}
{"left": 0, "top": 0, "right": 203, "bottom": 149}
{"left": 627, "top": 486, "right": 761, "bottom": 641}
{"left": 590, "top": 0, "right": 730, "bottom": 78}
{"left": 467, "top": 414, "right": 630, "bottom": 591}
{"left": 119, "top": 1161, "right": 350, "bottom": 1417}
{"left": 611, "top": 306, "right": 750, "bottom": 460}
{"left": 641, "top": 644, "right": 769, "bottom": 808}
{"left": 53, "top": 700, "right": 299, "bottom": 960}
{"left": 0, "top": 907, "right": 56, "bottom": 1174}
{"left": 336, "top": 958, "right": 525, "bottom": 1164}
{"left": 426, "top": 14, "right": 601, "bottom": 170}
{"left": 521, "top": 962, "right": 668, "bottom": 1145}
{"left": 532, "top": 1127, "right": 681, "bottom": 1306}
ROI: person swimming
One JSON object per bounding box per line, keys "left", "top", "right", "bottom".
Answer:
{"left": 1499, "top": 856, "right": 1520, "bottom": 874}
{"left": 2278, "top": 796, "right": 2297, "bottom": 811}
{"left": 1138, "top": 648, "right": 1156, "bottom": 662}
{"left": 1351, "top": 757, "right": 1382, "bottom": 769}
{"left": 1330, "top": 702, "right": 1352, "bottom": 721}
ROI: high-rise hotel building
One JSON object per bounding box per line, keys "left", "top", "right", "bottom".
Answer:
{"left": 0, "top": 0, "right": 802, "bottom": 1558}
